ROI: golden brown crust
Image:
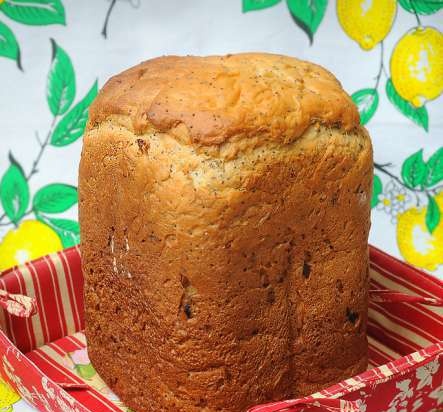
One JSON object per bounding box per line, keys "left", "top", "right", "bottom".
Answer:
{"left": 88, "top": 53, "right": 360, "bottom": 146}
{"left": 80, "top": 53, "right": 372, "bottom": 412}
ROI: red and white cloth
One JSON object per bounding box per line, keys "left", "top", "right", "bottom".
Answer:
{"left": 0, "top": 246, "right": 442, "bottom": 412}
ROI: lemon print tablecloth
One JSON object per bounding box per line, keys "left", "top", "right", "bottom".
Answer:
{"left": 0, "top": 1, "right": 442, "bottom": 411}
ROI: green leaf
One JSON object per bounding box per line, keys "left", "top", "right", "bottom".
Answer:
{"left": 243, "top": 0, "right": 281, "bottom": 11}
{"left": 38, "top": 216, "right": 80, "bottom": 248}
{"left": 0, "top": 20, "right": 22, "bottom": 70}
{"left": 386, "top": 78, "right": 429, "bottom": 131}
{"left": 401, "top": 149, "right": 428, "bottom": 189}
{"left": 425, "top": 195, "right": 440, "bottom": 234}
{"left": 424, "top": 148, "right": 443, "bottom": 187}
{"left": 0, "top": 153, "right": 29, "bottom": 224}
{"left": 75, "top": 363, "right": 96, "bottom": 380}
{"left": 352, "top": 88, "right": 379, "bottom": 125}
{"left": 47, "top": 39, "right": 75, "bottom": 116}
{"left": 286, "top": 0, "right": 328, "bottom": 43}
{"left": 371, "top": 174, "right": 382, "bottom": 209}
{"left": 50, "top": 80, "right": 98, "bottom": 147}
{"left": 0, "top": 0, "right": 65, "bottom": 25}
{"left": 398, "top": 0, "right": 443, "bottom": 15}
{"left": 33, "top": 183, "right": 77, "bottom": 213}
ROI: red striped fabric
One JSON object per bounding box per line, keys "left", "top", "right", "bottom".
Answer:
{"left": 0, "top": 267, "right": 36, "bottom": 353}
{"left": 370, "top": 280, "right": 443, "bottom": 328}
{"left": 369, "top": 246, "right": 443, "bottom": 298}
{"left": 57, "top": 248, "right": 84, "bottom": 333}
{"left": 0, "top": 244, "right": 441, "bottom": 412}
{"left": 368, "top": 344, "right": 393, "bottom": 366}
{"left": 0, "top": 246, "right": 83, "bottom": 352}
{"left": 27, "top": 333, "right": 135, "bottom": 412}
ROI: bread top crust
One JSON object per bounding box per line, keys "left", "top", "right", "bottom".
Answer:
{"left": 88, "top": 53, "right": 360, "bottom": 146}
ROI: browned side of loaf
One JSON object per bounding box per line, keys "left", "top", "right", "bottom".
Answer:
{"left": 79, "top": 53, "right": 372, "bottom": 412}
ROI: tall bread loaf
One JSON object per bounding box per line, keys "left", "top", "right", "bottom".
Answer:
{"left": 79, "top": 53, "right": 372, "bottom": 412}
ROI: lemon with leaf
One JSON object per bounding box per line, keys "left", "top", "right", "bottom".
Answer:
{"left": 397, "top": 192, "right": 443, "bottom": 271}
{"left": 391, "top": 26, "right": 443, "bottom": 107}
{"left": 0, "top": 220, "right": 62, "bottom": 272}
{"left": 0, "top": 378, "right": 20, "bottom": 411}
{"left": 337, "top": 0, "right": 397, "bottom": 50}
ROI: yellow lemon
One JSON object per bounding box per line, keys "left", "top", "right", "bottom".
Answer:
{"left": 397, "top": 193, "right": 443, "bottom": 271}
{"left": 0, "top": 378, "right": 20, "bottom": 410}
{"left": 391, "top": 26, "right": 443, "bottom": 107}
{"left": 0, "top": 220, "right": 62, "bottom": 272}
{"left": 337, "top": 0, "right": 397, "bottom": 50}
